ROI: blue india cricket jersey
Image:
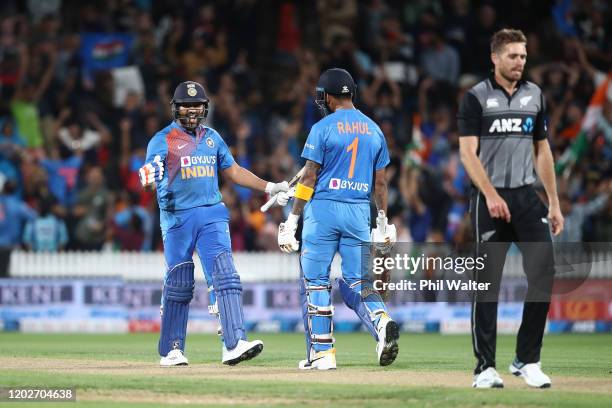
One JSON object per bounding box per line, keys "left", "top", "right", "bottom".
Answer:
{"left": 145, "top": 122, "right": 235, "bottom": 211}
{"left": 301, "top": 108, "right": 390, "bottom": 204}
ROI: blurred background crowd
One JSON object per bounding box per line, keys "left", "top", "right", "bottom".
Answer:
{"left": 0, "top": 0, "right": 610, "bottom": 255}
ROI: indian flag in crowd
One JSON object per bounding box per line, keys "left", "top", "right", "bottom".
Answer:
{"left": 556, "top": 73, "right": 612, "bottom": 176}
{"left": 80, "top": 33, "right": 134, "bottom": 79}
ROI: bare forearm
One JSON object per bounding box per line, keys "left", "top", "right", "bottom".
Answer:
{"left": 290, "top": 161, "right": 319, "bottom": 217}
{"left": 229, "top": 165, "right": 267, "bottom": 191}
{"left": 536, "top": 146, "right": 560, "bottom": 208}
{"left": 374, "top": 183, "right": 388, "bottom": 213}
{"left": 460, "top": 151, "right": 497, "bottom": 197}
{"left": 374, "top": 168, "right": 388, "bottom": 213}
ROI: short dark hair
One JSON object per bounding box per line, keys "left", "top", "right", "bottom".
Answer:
{"left": 490, "top": 28, "right": 527, "bottom": 54}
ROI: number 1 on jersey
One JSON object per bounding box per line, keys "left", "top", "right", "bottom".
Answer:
{"left": 346, "top": 136, "right": 359, "bottom": 179}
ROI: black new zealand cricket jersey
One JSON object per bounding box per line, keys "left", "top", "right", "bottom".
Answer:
{"left": 458, "top": 74, "right": 548, "bottom": 188}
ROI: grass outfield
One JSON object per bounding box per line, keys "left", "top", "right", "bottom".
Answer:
{"left": 0, "top": 332, "right": 610, "bottom": 407}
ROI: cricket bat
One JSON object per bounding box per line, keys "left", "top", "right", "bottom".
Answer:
{"left": 260, "top": 167, "right": 305, "bottom": 212}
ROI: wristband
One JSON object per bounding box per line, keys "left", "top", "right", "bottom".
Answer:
{"left": 294, "top": 183, "right": 314, "bottom": 201}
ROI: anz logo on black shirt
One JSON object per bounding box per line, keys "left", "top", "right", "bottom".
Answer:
{"left": 488, "top": 117, "right": 534, "bottom": 134}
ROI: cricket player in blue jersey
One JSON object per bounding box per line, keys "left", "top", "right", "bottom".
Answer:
{"left": 276, "top": 68, "right": 400, "bottom": 370}
{"left": 140, "top": 81, "right": 289, "bottom": 366}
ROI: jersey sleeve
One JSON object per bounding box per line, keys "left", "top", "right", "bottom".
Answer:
{"left": 457, "top": 91, "right": 482, "bottom": 136}
{"left": 533, "top": 92, "right": 548, "bottom": 141}
{"left": 145, "top": 133, "right": 168, "bottom": 163}
{"left": 217, "top": 134, "right": 236, "bottom": 170}
{"left": 301, "top": 123, "right": 325, "bottom": 165}
{"left": 375, "top": 133, "right": 391, "bottom": 170}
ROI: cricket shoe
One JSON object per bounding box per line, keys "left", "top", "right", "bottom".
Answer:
{"left": 222, "top": 339, "right": 264, "bottom": 366}
{"left": 160, "top": 349, "right": 188, "bottom": 367}
{"left": 376, "top": 313, "right": 400, "bottom": 366}
{"left": 472, "top": 367, "right": 504, "bottom": 388}
{"left": 299, "top": 348, "right": 336, "bottom": 370}
{"left": 509, "top": 359, "right": 551, "bottom": 388}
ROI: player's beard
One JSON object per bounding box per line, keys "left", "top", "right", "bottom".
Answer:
{"left": 500, "top": 65, "right": 523, "bottom": 84}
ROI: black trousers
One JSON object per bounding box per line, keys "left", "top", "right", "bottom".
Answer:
{"left": 469, "top": 185, "right": 555, "bottom": 374}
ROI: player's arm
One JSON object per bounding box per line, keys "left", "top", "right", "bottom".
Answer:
{"left": 278, "top": 125, "right": 322, "bottom": 253}
{"left": 533, "top": 96, "right": 564, "bottom": 235}
{"left": 459, "top": 137, "right": 510, "bottom": 222}
{"left": 458, "top": 92, "right": 510, "bottom": 222}
{"left": 222, "top": 163, "right": 287, "bottom": 195}
{"left": 371, "top": 166, "right": 396, "bottom": 254}
{"left": 373, "top": 168, "right": 388, "bottom": 213}
{"left": 223, "top": 163, "right": 267, "bottom": 191}
{"left": 371, "top": 139, "right": 397, "bottom": 254}
{"left": 140, "top": 136, "right": 166, "bottom": 191}
{"left": 289, "top": 160, "right": 320, "bottom": 217}
{"left": 278, "top": 160, "right": 319, "bottom": 253}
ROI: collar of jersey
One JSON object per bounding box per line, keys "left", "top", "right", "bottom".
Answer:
{"left": 488, "top": 70, "right": 527, "bottom": 95}
{"left": 169, "top": 121, "right": 208, "bottom": 141}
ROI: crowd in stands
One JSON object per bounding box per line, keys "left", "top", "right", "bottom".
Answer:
{"left": 0, "top": 0, "right": 610, "bottom": 255}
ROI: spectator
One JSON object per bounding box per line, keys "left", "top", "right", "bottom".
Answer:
{"left": 112, "top": 191, "right": 153, "bottom": 251}
{"left": 419, "top": 27, "right": 460, "bottom": 85}
{"left": 0, "top": 174, "right": 36, "bottom": 274}
{"left": 72, "top": 166, "right": 112, "bottom": 250}
{"left": 23, "top": 198, "right": 68, "bottom": 251}
{"left": 0, "top": 2, "right": 607, "bottom": 251}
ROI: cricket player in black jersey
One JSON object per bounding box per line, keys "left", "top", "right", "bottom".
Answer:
{"left": 457, "top": 29, "right": 564, "bottom": 389}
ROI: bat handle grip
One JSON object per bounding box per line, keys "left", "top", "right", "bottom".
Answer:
{"left": 377, "top": 210, "right": 387, "bottom": 231}
{"left": 260, "top": 195, "right": 277, "bottom": 212}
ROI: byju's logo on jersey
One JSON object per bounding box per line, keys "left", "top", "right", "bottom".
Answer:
{"left": 329, "top": 178, "right": 369, "bottom": 192}
{"left": 180, "top": 155, "right": 216, "bottom": 179}
{"left": 180, "top": 155, "right": 216, "bottom": 167}
{"left": 329, "top": 178, "right": 341, "bottom": 189}
{"left": 488, "top": 118, "right": 535, "bottom": 134}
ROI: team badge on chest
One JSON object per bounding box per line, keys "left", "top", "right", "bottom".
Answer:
{"left": 206, "top": 137, "right": 214, "bottom": 148}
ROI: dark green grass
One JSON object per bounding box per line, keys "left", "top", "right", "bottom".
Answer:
{"left": 0, "top": 333, "right": 610, "bottom": 407}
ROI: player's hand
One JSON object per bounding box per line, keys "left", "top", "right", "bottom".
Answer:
{"left": 278, "top": 214, "right": 299, "bottom": 253}
{"left": 265, "top": 181, "right": 289, "bottom": 196}
{"left": 370, "top": 210, "right": 397, "bottom": 254}
{"left": 485, "top": 192, "right": 511, "bottom": 222}
{"left": 275, "top": 187, "right": 295, "bottom": 207}
{"left": 548, "top": 205, "right": 564, "bottom": 236}
{"left": 139, "top": 155, "right": 164, "bottom": 187}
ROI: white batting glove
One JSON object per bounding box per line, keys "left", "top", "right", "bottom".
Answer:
{"left": 139, "top": 155, "right": 164, "bottom": 187}
{"left": 265, "top": 181, "right": 289, "bottom": 196}
{"left": 275, "top": 187, "right": 295, "bottom": 207}
{"left": 370, "top": 210, "right": 397, "bottom": 254}
{"left": 278, "top": 213, "right": 300, "bottom": 253}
